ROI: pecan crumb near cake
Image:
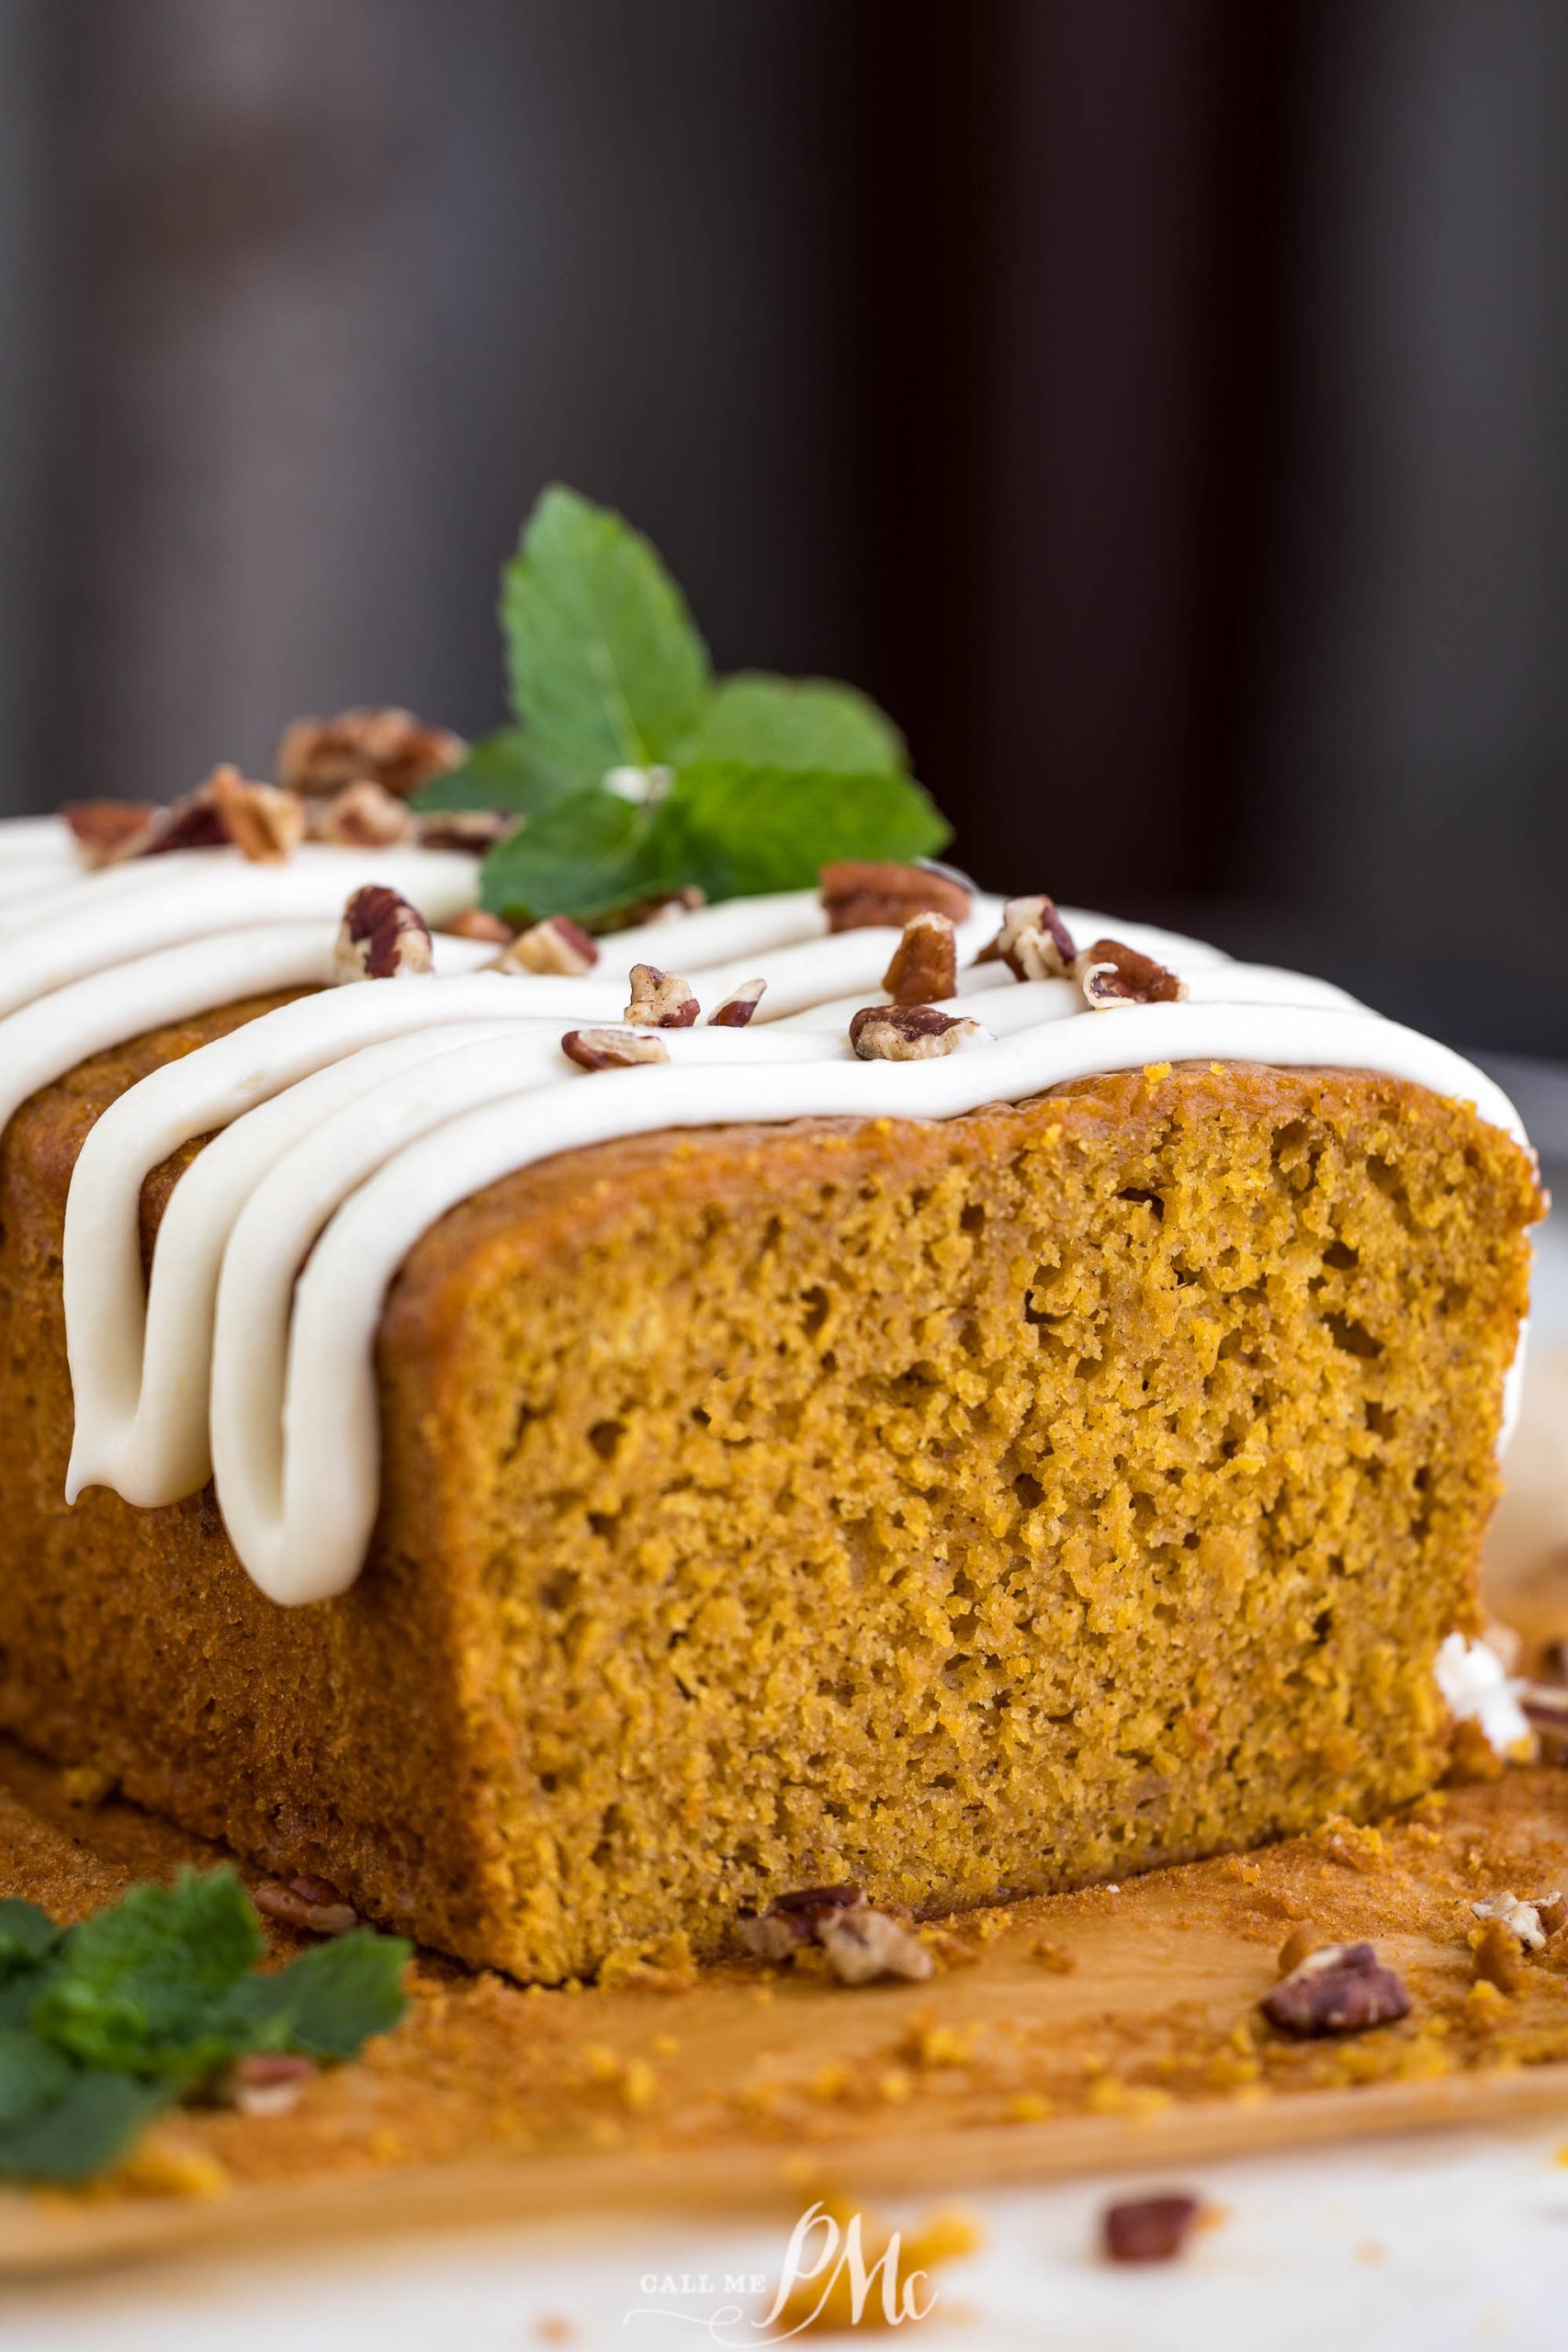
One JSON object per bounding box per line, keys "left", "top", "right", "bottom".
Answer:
{"left": 254, "top": 1874, "right": 358, "bottom": 1936}
{"left": 562, "top": 1026, "right": 669, "bottom": 1070}
{"left": 1076, "top": 937, "right": 1187, "bottom": 1009}
{"left": 333, "top": 885, "right": 434, "bottom": 982}
{"left": 1260, "top": 1940, "right": 1411, "bottom": 2037}
{"left": 218, "top": 2052, "right": 319, "bottom": 2116}
{"left": 849, "top": 1005, "right": 988, "bottom": 1060}
{"left": 737, "top": 1886, "right": 931, "bottom": 1984}
{"left": 499, "top": 915, "right": 600, "bottom": 976}
{"left": 883, "top": 910, "right": 958, "bottom": 1004}
{"left": 1472, "top": 1890, "right": 1565, "bottom": 1951}
{"left": 276, "top": 705, "right": 467, "bottom": 799}
{"left": 1102, "top": 2192, "right": 1203, "bottom": 2265}
{"left": 821, "top": 859, "right": 971, "bottom": 932}
{"left": 707, "top": 979, "right": 766, "bottom": 1027}
{"left": 626, "top": 965, "right": 699, "bottom": 1027}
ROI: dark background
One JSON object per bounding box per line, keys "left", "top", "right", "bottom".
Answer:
{"left": 2, "top": 0, "right": 1565, "bottom": 1075}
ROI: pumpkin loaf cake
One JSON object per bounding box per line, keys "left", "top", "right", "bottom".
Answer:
{"left": 0, "top": 796, "right": 1541, "bottom": 1981}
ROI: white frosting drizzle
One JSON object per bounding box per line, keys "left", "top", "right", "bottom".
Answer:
{"left": 0, "top": 816, "right": 1531, "bottom": 1610}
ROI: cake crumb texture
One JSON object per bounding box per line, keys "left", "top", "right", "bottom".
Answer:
{"left": 0, "top": 1013, "right": 1541, "bottom": 1980}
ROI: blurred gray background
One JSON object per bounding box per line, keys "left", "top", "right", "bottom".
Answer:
{"left": 1, "top": 0, "right": 1565, "bottom": 1089}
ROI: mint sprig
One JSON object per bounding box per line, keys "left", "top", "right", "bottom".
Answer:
{"left": 414, "top": 486, "right": 949, "bottom": 924}
{"left": 0, "top": 1870, "right": 410, "bottom": 2185}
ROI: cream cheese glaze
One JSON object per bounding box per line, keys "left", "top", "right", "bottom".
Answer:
{"left": 0, "top": 816, "right": 1530, "bottom": 1608}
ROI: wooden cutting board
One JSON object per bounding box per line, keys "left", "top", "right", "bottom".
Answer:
{"left": 2, "top": 1350, "right": 1565, "bottom": 2280}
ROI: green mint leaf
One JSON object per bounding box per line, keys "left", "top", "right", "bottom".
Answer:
{"left": 0, "top": 2029, "right": 72, "bottom": 2129}
{"left": 0, "top": 1899, "right": 59, "bottom": 1973}
{"left": 227, "top": 1928, "right": 412, "bottom": 2064}
{"left": 479, "top": 783, "right": 679, "bottom": 926}
{"left": 32, "top": 1869, "right": 265, "bottom": 2083}
{"left": 501, "top": 486, "right": 709, "bottom": 787}
{"left": 679, "top": 673, "right": 908, "bottom": 775}
{"left": 651, "top": 763, "right": 950, "bottom": 900}
{"left": 0, "top": 2048, "right": 172, "bottom": 2186}
{"left": 411, "top": 728, "right": 576, "bottom": 819}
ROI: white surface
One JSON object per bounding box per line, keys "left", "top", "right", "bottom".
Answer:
{"left": 9, "top": 2123, "right": 1568, "bottom": 2348}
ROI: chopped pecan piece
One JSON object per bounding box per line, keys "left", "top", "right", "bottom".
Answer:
{"left": 708, "top": 978, "right": 767, "bottom": 1027}
{"left": 848, "top": 1005, "right": 988, "bottom": 1061}
{"left": 882, "top": 910, "right": 957, "bottom": 1005}
{"left": 597, "top": 884, "right": 706, "bottom": 932}
{"left": 218, "top": 2052, "right": 318, "bottom": 2117}
{"left": 984, "top": 894, "right": 1078, "bottom": 980}
{"left": 416, "top": 808, "right": 518, "bottom": 853}
{"left": 820, "top": 859, "right": 971, "bottom": 933}
{"left": 62, "top": 799, "right": 161, "bottom": 866}
{"left": 561, "top": 1026, "right": 669, "bottom": 1071}
{"left": 626, "top": 963, "right": 699, "bottom": 1027}
{"left": 276, "top": 706, "right": 466, "bottom": 799}
{"left": 209, "top": 765, "right": 308, "bottom": 864}
{"left": 311, "top": 777, "right": 416, "bottom": 848}
{"left": 254, "top": 1873, "right": 358, "bottom": 1936}
{"left": 1260, "top": 1939, "right": 1410, "bottom": 2037}
{"left": 498, "top": 915, "right": 600, "bottom": 976}
{"left": 738, "top": 1885, "right": 866, "bottom": 1964}
{"left": 816, "top": 1906, "right": 933, "bottom": 1986}
{"left": 1102, "top": 2193, "right": 1203, "bottom": 2266}
{"left": 1472, "top": 1890, "right": 1564, "bottom": 1952}
{"left": 145, "top": 781, "right": 231, "bottom": 854}
{"left": 1076, "top": 938, "right": 1187, "bottom": 1009}
{"left": 333, "top": 885, "right": 434, "bottom": 982}
{"left": 446, "top": 908, "right": 514, "bottom": 944}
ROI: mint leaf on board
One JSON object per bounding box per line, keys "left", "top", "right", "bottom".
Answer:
{"left": 650, "top": 763, "right": 950, "bottom": 901}
{"left": 411, "top": 727, "right": 573, "bottom": 820}
{"left": 500, "top": 486, "right": 710, "bottom": 792}
{"left": 0, "top": 2052, "right": 172, "bottom": 2187}
{"left": 0, "top": 1899, "right": 58, "bottom": 1973}
{"left": 678, "top": 673, "right": 908, "bottom": 775}
{"left": 227, "top": 1927, "right": 412, "bottom": 2063}
{"left": 479, "top": 782, "right": 680, "bottom": 926}
{"left": 31, "top": 1868, "right": 266, "bottom": 2083}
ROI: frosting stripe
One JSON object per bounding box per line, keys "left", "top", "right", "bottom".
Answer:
{"left": 197, "top": 1001, "right": 1524, "bottom": 1603}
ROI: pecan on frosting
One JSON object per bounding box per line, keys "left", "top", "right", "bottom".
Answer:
{"left": 415, "top": 808, "right": 518, "bottom": 854}
{"left": 985, "top": 894, "right": 1077, "bottom": 980}
{"left": 820, "top": 860, "right": 971, "bottom": 933}
{"left": 708, "top": 978, "right": 766, "bottom": 1027}
{"left": 562, "top": 1026, "right": 669, "bottom": 1070}
{"left": 849, "top": 1004, "right": 988, "bottom": 1061}
{"left": 333, "top": 885, "right": 434, "bottom": 982}
{"left": 209, "top": 765, "right": 308, "bottom": 864}
{"left": 498, "top": 915, "right": 600, "bottom": 976}
{"left": 276, "top": 706, "right": 467, "bottom": 800}
{"left": 882, "top": 910, "right": 957, "bottom": 1005}
{"left": 1075, "top": 937, "right": 1187, "bottom": 1009}
{"left": 62, "top": 800, "right": 162, "bottom": 867}
{"left": 446, "top": 908, "right": 515, "bottom": 945}
{"left": 310, "top": 778, "right": 417, "bottom": 848}
{"left": 626, "top": 964, "right": 699, "bottom": 1027}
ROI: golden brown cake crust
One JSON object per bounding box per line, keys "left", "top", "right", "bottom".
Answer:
{"left": 0, "top": 1003, "right": 1543, "bottom": 1977}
